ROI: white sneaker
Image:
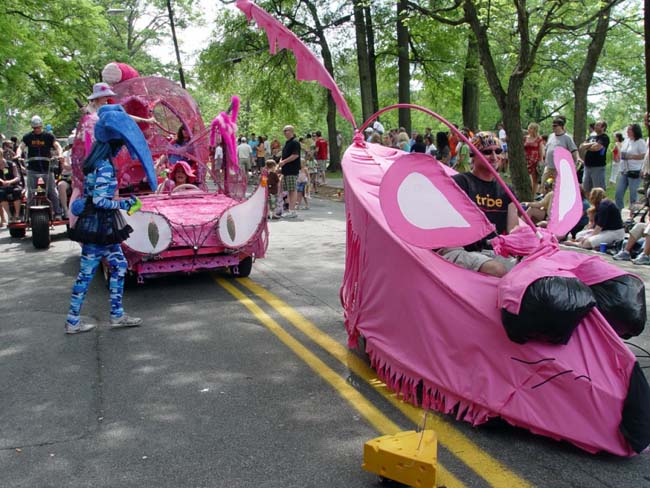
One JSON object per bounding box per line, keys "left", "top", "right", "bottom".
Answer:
{"left": 110, "top": 314, "right": 142, "bottom": 328}
{"left": 284, "top": 211, "right": 298, "bottom": 219}
{"left": 633, "top": 255, "right": 650, "bottom": 265}
{"left": 65, "top": 321, "right": 96, "bottom": 334}
{"left": 613, "top": 250, "right": 631, "bottom": 261}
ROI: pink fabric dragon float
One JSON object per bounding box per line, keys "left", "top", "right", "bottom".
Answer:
{"left": 235, "top": 0, "right": 650, "bottom": 456}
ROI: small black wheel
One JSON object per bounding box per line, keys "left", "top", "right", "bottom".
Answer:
{"left": 230, "top": 256, "right": 253, "bottom": 278}
{"left": 31, "top": 212, "right": 51, "bottom": 249}
{"left": 9, "top": 226, "right": 26, "bottom": 238}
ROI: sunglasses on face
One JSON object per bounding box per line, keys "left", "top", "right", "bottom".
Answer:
{"left": 480, "top": 148, "right": 502, "bottom": 155}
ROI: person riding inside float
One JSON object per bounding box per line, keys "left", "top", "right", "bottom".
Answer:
{"left": 438, "top": 131, "right": 518, "bottom": 277}
{"left": 158, "top": 160, "right": 196, "bottom": 193}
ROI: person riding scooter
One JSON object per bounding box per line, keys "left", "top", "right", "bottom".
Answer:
{"left": 15, "top": 115, "right": 64, "bottom": 218}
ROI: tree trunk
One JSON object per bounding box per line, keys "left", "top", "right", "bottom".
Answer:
{"left": 462, "top": 31, "right": 480, "bottom": 132}
{"left": 502, "top": 91, "right": 530, "bottom": 201}
{"left": 353, "top": 0, "right": 374, "bottom": 122}
{"left": 572, "top": 7, "right": 612, "bottom": 144}
{"left": 365, "top": 5, "right": 379, "bottom": 114}
{"left": 326, "top": 93, "right": 341, "bottom": 171}
{"left": 319, "top": 33, "right": 340, "bottom": 171}
{"left": 397, "top": 0, "right": 411, "bottom": 133}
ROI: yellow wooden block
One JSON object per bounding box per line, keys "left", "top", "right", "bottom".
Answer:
{"left": 362, "top": 430, "right": 437, "bottom": 488}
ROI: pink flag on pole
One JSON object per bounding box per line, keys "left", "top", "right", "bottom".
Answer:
{"left": 379, "top": 153, "right": 495, "bottom": 248}
{"left": 547, "top": 146, "right": 582, "bottom": 236}
{"left": 236, "top": 0, "right": 356, "bottom": 128}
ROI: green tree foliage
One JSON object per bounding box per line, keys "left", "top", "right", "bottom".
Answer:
{"left": 197, "top": 1, "right": 350, "bottom": 142}
{"left": 0, "top": 0, "right": 198, "bottom": 138}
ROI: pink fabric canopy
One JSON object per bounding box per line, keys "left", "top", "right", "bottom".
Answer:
{"left": 341, "top": 139, "right": 640, "bottom": 456}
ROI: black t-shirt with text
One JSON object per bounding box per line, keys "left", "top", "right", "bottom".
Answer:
{"left": 584, "top": 133, "right": 610, "bottom": 168}
{"left": 281, "top": 137, "right": 301, "bottom": 176}
{"left": 22, "top": 131, "right": 56, "bottom": 172}
{"left": 452, "top": 172, "right": 513, "bottom": 235}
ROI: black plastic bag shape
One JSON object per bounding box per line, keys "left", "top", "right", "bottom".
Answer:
{"left": 502, "top": 276, "right": 596, "bottom": 344}
{"left": 590, "top": 275, "right": 646, "bottom": 339}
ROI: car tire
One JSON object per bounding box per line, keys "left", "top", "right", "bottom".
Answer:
{"left": 230, "top": 256, "right": 253, "bottom": 278}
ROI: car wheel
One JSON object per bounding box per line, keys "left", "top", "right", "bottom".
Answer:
{"left": 230, "top": 256, "right": 253, "bottom": 278}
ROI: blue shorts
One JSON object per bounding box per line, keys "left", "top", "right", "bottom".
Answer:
{"left": 297, "top": 182, "right": 306, "bottom": 193}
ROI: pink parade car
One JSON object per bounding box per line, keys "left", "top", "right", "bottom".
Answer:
{"left": 236, "top": 0, "right": 650, "bottom": 457}
{"left": 71, "top": 76, "right": 268, "bottom": 283}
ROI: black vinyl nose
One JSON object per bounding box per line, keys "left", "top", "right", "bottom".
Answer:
{"left": 620, "top": 362, "right": 650, "bottom": 453}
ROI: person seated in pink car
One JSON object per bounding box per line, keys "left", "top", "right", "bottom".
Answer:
{"left": 439, "top": 131, "right": 519, "bottom": 277}
{"left": 158, "top": 160, "right": 196, "bottom": 193}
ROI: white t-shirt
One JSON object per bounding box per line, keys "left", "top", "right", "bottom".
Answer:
{"left": 237, "top": 143, "right": 252, "bottom": 161}
{"left": 621, "top": 138, "right": 647, "bottom": 172}
{"left": 498, "top": 128, "right": 507, "bottom": 141}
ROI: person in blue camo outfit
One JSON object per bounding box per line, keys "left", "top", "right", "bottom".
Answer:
{"left": 65, "top": 104, "right": 156, "bottom": 334}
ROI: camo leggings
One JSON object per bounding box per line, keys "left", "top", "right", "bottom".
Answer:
{"left": 66, "top": 243, "right": 127, "bottom": 326}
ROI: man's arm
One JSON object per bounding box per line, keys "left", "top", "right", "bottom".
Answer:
{"left": 506, "top": 202, "right": 519, "bottom": 233}
{"left": 53, "top": 140, "right": 63, "bottom": 158}
{"left": 15, "top": 142, "right": 27, "bottom": 159}
{"left": 279, "top": 153, "right": 299, "bottom": 166}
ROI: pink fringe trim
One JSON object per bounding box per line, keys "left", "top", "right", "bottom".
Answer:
{"left": 340, "top": 214, "right": 362, "bottom": 349}
{"left": 365, "top": 342, "right": 495, "bottom": 427}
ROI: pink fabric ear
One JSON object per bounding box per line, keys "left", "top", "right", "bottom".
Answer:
{"left": 379, "top": 152, "right": 495, "bottom": 248}
{"left": 547, "top": 147, "right": 582, "bottom": 236}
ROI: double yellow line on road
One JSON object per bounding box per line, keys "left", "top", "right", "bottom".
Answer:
{"left": 217, "top": 276, "right": 531, "bottom": 488}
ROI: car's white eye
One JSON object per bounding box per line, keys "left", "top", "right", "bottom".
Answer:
{"left": 218, "top": 184, "right": 267, "bottom": 248}
{"left": 121, "top": 211, "right": 172, "bottom": 254}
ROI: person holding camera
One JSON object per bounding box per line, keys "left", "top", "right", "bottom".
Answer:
{"left": 615, "top": 123, "right": 647, "bottom": 212}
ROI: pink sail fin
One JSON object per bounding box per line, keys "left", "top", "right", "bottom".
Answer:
{"left": 379, "top": 153, "right": 496, "bottom": 248}
{"left": 236, "top": 0, "right": 356, "bottom": 128}
{"left": 547, "top": 147, "right": 582, "bottom": 236}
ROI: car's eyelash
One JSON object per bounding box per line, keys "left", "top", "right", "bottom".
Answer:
{"left": 511, "top": 357, "right": 555, "bottom": 365}
{"left": 531, "top": 370, "right": 574, "bottom": 389}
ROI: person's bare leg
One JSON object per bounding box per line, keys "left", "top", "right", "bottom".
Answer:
{"left": 0, "top": 201, "right": 8, "bottom": 225}
{"left": 288, "top": 190, "right": 298, "bottom": 212}
{"left": 12, "top": 199, "right": 20, "bottom": 221}
{"left": 478, "top": 259, "right": 507, "bottom": 277}
{"left": 58, "top": 181, "right": 69, "bottom": 217}
{"left": 531, "top": 172, "right": 538, "bottom": 196}
{"left": 527, "top": 206, "right": 546, "bottom": 224}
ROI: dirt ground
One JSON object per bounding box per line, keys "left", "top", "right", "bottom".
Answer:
{"left": 313, "top": 184, "right": 344, "bottom": 202}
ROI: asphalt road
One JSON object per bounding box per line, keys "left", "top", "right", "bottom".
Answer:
{"left": 1, "top": 191, "right": 650, "bottom": 488}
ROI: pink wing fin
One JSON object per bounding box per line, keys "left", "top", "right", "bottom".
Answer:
{"left": 379, "top": 153, "right": 496, "bottom": 248}
{"left": 547, "top": 147, "right": 582, "bottom": 236}
{"left": 236, "top": 0, "right": 356, "bottom": 128}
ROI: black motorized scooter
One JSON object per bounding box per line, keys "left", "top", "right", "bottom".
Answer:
{"left": 7, "top": 157, "right": 68, "bottom": 249}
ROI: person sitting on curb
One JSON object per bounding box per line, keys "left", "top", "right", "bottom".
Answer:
{"left": 613, "top": 221, "right": 650, "bottom": 264}
{"left": 523, "top": 178, "right": 554, "bottom": 226}
{"left": 565, "top": 188, "right": 624, "bottom": 250}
